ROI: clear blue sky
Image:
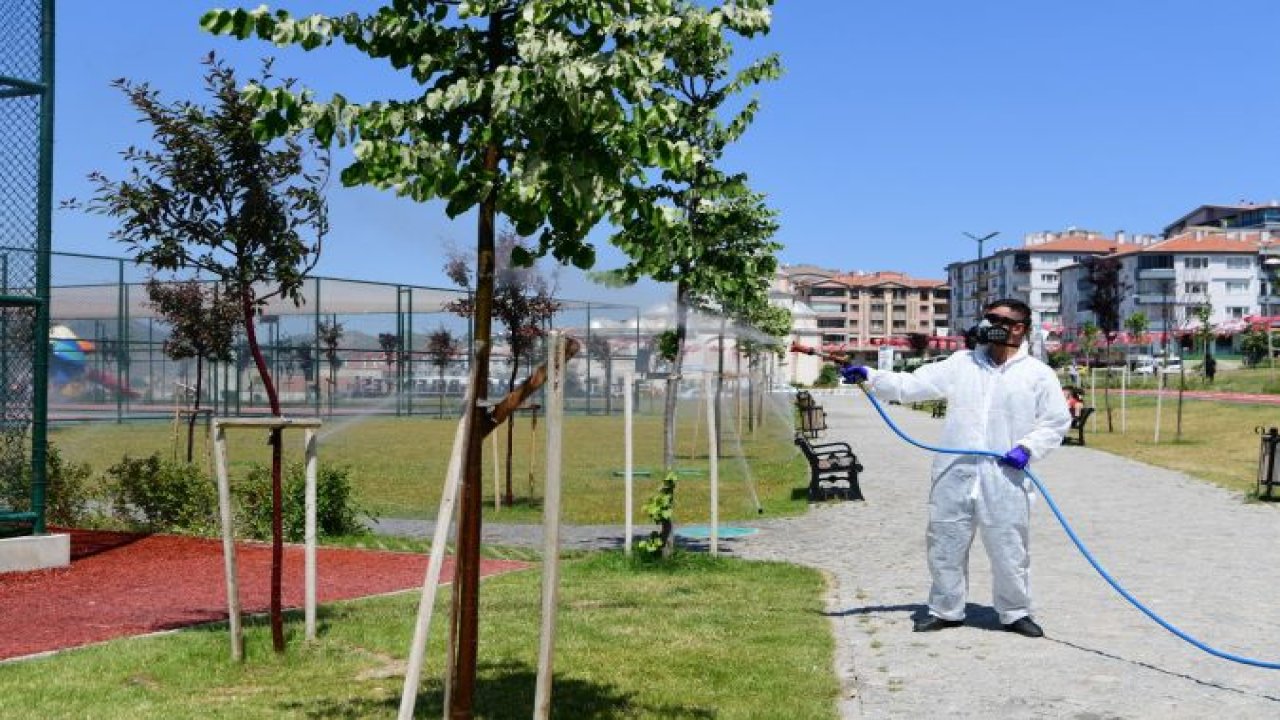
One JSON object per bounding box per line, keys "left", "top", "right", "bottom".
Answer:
{"left": 51, "top": 1, "right": 1280, "bottom": 302}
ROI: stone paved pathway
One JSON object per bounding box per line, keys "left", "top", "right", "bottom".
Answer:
{"left": 376, "top": 392, "right": 1280, "bottom": 718}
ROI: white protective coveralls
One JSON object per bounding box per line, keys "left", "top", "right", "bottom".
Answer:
{"left": 864, "top": 343, "right": 1071, "bottom": 624}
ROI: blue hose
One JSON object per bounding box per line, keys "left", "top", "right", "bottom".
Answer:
{"left": 857, "top": 384, "right": 1280, "bottom": 670}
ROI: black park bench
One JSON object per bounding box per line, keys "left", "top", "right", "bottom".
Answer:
{"left": 1062, "top": 407, "right": 1096, "bottom": 447}
{"left": 794, "top": 391, "right": 828, "bottom": 439}
{"left": 794, "top": 433, "right": 864, "bottom": 502}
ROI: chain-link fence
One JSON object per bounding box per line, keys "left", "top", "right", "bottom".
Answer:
{"left": 20, "top": 246, "right": 650, "bottom": 422}
{"left": 0, "top": 0, "right": 51, "bottom": 534}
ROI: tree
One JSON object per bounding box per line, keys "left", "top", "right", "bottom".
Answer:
{"left": 445, "top": 231, "right": 560, "bottom": 505}
{"left": 1124, "top": 311, "right": 1149, "bottom": 363}
{"left": 1082, "top": 255, "right": 1127, "bottom": 431}
{"left": 86, "top": 55, "right": 329, "bottom": 654}
{"left": 202, "top": 4, "right": 704, "bottom": 699}
{"left": 146, "top": 278, "right": 240, "bottom": 462}
{"left": 377, "top": 332, "right": 399, "bottom": 394}
{"left": 586, "top": 334, "right": 616, "bottom": 417}
{"left": 607, "top": 1, "right": 780, "bottom": 472}
{"left": 425, "top": 326, "right": 462, "bottom": 417}
{"left": 317, "top": 319, "right": 344, "bottom": 413}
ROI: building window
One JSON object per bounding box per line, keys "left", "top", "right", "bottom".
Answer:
{"left": 1139, "top": 255, "right": 1174, "bottom": 270}
{"left": 1225, "top": 280, "right": 1250, "bottom": 294}
{"left": 1184, "top": 282, "right": 1206, "bottom": 295}
{"left": 870, "top": 321, "right": 884, "bottom": 332}
{"left": 810, "top": 302, "right": 845, "bottom": 313}
{"left": 822, "top": 334, "right": 846, "bottom": 343}
{"left": 870, "top": 303, "right": 885, "bottom": 312}
{"left": 1225, "top": 256, "right": 1254, "bottom": 270}
{"left": 817, "top": 318, "right": 846, "bottom": 329}
{"left": 892, "top": 289, "right": 908, "bottom": 299}
{"left": 1229, "top": 307, "right": 1248, "bottom": 319}
{"left": 809, "top": 286, "right": 846, "bottom": 297}
{"left": 1184, "top": 257, "right": 1209, "bottom": 269}
{"left": 919, "top": 291, "right": 930, "bottom": 301}
{"left": 1040, "top": 273, "right": 1058, "bottom": 284}
{"left": 1039, "top": 292, "right": 1059, "bottom": 304}
{"left": 892, "top": 320, "right": 906, "bottom": 330}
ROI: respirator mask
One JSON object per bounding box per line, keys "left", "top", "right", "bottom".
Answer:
{"left": 969, "top": 313, "right": 1023, "bottom": 348}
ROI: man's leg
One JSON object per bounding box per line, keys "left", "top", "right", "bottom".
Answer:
{"left": 981, "top": 519, "right": 1032, "bottom": 625}
{"left": 925, "top": 509, "right": 977, "bottom": 621}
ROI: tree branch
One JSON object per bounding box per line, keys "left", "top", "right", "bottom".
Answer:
{"left": 481, "top": 335, "right": 580, "bottom": 436}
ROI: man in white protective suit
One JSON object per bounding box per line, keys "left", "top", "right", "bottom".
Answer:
{"left": 841, "top": 298, "right": 1071, "bottom": 638}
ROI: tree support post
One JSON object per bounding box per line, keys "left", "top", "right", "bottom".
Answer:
{"left": 211, "top": 416, "right": 322, "bottom": 661}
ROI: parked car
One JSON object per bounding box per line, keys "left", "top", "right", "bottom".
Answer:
{"left": 1133, "top": 357, "right": 1182, "bottom": 376}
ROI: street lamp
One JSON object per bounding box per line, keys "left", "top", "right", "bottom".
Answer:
{"left": 964, "top": 231, "right": 999, "bottom": 320}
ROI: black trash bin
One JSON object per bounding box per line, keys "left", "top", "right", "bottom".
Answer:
{"left": 1257, "top": 426, "right": 1280, "bottom": 500}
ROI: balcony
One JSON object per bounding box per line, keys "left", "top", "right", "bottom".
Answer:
{"left": 1138, "top": 268, "right": 1175, "bottom": 281}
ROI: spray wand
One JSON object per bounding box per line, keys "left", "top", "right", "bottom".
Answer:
{"left": 788, "top": 341, "right": 1280, "bottom": 670}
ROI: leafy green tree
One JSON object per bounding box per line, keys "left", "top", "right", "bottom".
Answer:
{"left": 1124, "top": 311, "right": 1149, "bottom": 362}
{"left": 377, "top": 332, "right": 400, "bottom": 393}
{"left": 317, "top": 319, "right": 344, "bottom": 413}
{"left": 202, "top": 3, "right": 703, "bottom": 702}
{"left": 85, "top": 56, "right": 329, "bottom": 653}
{"left": 1082, "top": 255, "right": 1128, "bottom": 430}
{"left": 586, "top": 333, "right": 617, "bottom": 417}
{"left": 1079, "top": 321, "right": 1100, "bottom": 366}
{"left": 146, "top": 278, "right": 240, "bottom": 462}
{"left": 425, "top": 326, "right": 462, "bottom": 418}
{"left": 607, "top": 1, "right": 780, "bottom": 470}
{"left": 445, "top": 231, "right": 560, "bottom": 505}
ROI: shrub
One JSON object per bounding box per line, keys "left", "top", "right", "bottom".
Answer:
{"left": 814, "top": 364, "right": 840, "bottom": 388}
{"left": 105, "top": 453, "right": 216, "bottom": 533}
{"left": 636, "top": 472, "right": 676, "bottom": 559}
{"left": 0, "top": 443, "right": 96, "bottom": 527}
{"left": 237, "top": 462, "right": 371, "bottom": 541}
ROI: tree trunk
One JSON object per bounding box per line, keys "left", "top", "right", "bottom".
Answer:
{"left": 186, "top": 354, "right": 203, "bottom": 464}
{"left": 439, "top": 366, "right": 447, "bottom": 418}
{"left": 448, "top": 123, "right": 501, "bottom": 719}
{"left": 240, "top": 294, "right": 285, "bottom": 653}
{"left": 604, "top": 357, "right": 613, "bottom": 415}
{"left": 662, "top": 282, "right": 689, "bottom": 472}
{"left": 1103, "top": 341, "right": 1113, "bottom": 432}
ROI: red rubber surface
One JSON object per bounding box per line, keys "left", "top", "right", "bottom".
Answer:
{"left": 0, "top": 529, "right": 527, "bottom": 661}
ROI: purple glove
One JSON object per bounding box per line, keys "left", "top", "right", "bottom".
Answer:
{"left": 999, "top": 445, "right": 1031, "bottom": 470}
{"left": 840, "top": 365, "right": 869, "bottom": 384}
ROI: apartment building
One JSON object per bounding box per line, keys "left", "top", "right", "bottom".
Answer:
{"left": 779, "top": 265, "right": 950, "bottom": 352}
{"left": 1059, "top": 228, "right": 1280, "bottom": 340}
{"left": 945, "top": 229, "right": 1158, "bottom": 333}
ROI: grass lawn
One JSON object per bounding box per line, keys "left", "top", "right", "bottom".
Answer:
{"left": 0, "top": 552, "right": 839, "bottom": 719}
{"left": 1072, "top": 363, "right": 1280, "bottom": 395}
{"left": 1071, "top": 393, "right": 1277, "bottom": 497}
{"left": 48, "top": 397, "right": 810, "bottom": 526}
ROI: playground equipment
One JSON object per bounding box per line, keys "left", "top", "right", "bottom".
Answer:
{"left": 210, "top": 416, "right": 322, "bottom": 662}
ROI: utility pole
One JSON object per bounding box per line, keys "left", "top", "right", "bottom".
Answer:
{"left": 965, "top": 231, "right": 999, "bottom": 320}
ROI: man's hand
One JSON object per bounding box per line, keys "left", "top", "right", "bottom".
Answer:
{"left": 840, "top": 365, "right": 869, "bottom": 384}
{"left": 999, "top": 445, "right": 1031, "bottom": 470}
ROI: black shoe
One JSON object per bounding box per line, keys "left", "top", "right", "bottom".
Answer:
{"left": 1003, "top": 617, "right": 1044, "bottom": 638}
{"left": 913, "top": 616, "right": 964, "bottom": 632}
